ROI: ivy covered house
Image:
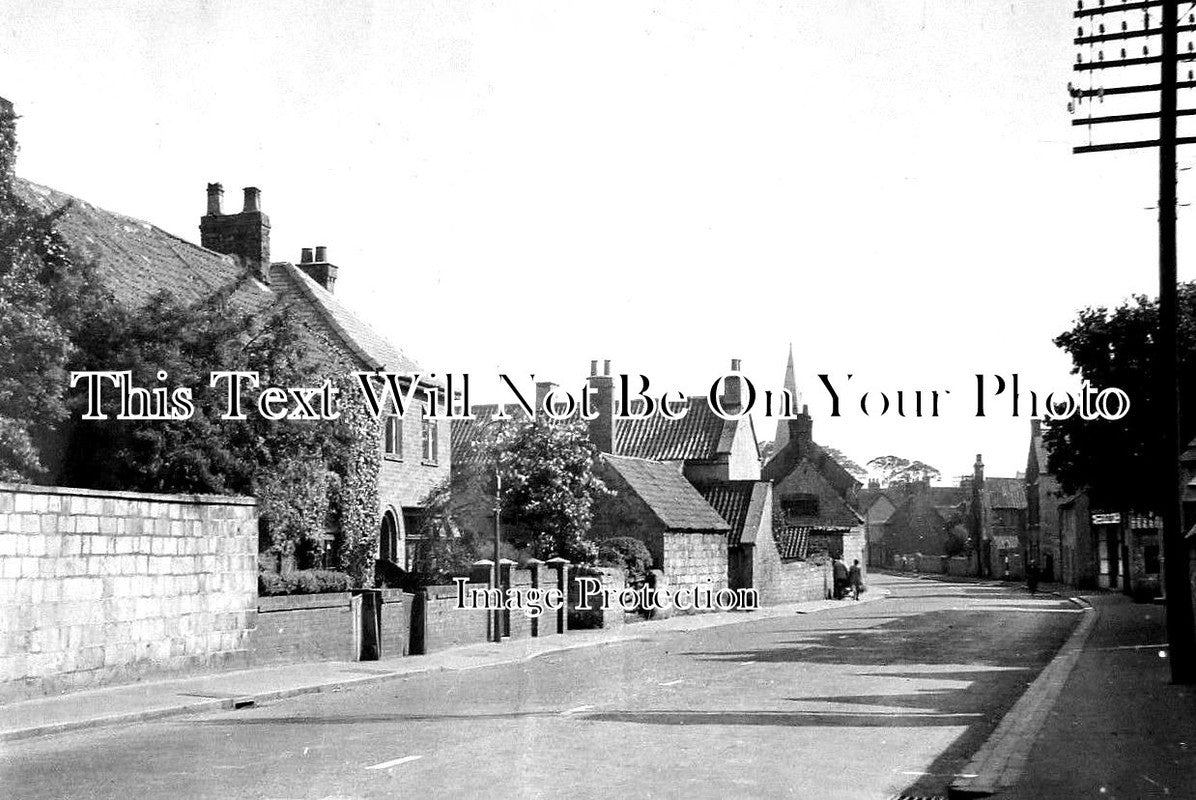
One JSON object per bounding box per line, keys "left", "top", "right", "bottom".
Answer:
{"left": 15, "top": 176, "right": 449, "bottom": 576}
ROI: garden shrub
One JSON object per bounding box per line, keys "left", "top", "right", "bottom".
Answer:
{"left": 597, "top": 537, "right": 653, "bottom": 586}
{"left": 258, "top": 568, "right": 352, "bottom": 596}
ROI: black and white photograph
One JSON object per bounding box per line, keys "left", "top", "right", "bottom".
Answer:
{"left": 2, "top": 2, "right": 1196, "bottom": 798}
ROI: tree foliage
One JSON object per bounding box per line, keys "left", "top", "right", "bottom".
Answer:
{"left": 823, "top": 446, "right": 867, "bottom": 480}
{"left": 1045, "top": 285, "right": 1196, "bottom": 511}
{"left": 866, "top": 455, "right": 941, "bottom": 486}
{"left": 0, "top": 100, "right": 110, "bottom": 481}
{"left": 448, "top": 417, "right": 610, "bottom": 565}
{"left": 0, "top": 100, "right": 377, "bottom": 582}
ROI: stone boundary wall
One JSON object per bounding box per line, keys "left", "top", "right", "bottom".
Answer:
{"left": 662, "top": 531, "right": 728, "bottom": 602}
{"left": 0, "top": 483, "right": 256, "bottom": 702}
{"left": 764, "top": 560, "right": 830, "bottom": 605}
{"left": 251, "top": 593, "right": 356, "bottom": 666}
{"left": 413, "top": 582, "right": 491, "bottom": 654}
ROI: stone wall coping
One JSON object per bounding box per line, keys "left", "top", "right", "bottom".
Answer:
{"left": 425, "top": 582, "right": 484, "bottom": 601}
{"left": 258, "top": 592, "right": 352, "bottom": 612}
{"left": 0, "top": 481, "right": 256, "bottom": 507}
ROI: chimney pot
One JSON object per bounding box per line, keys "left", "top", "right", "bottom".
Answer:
{"left": 731, "top": 358, "right": 741, "bottom": 371}
{"left": 243, "top": 187, "right": 261, "bottom": 213}
{"left": 200, "top": 183, "right": 270, "bottom": 284}
{"left": 300, "top": 247, "right": 314, "bottom": 263}
{"left": 603, "top": 359, "right": 611, "bottom": 376}
{"left": 314, "top": 245, "right": 328, "bottom": 262}
{"left": 590, "top": 360, "right": 598, "bottom": 377}
{"left": 206, "top": 183, "right": 223, "bottom": 216}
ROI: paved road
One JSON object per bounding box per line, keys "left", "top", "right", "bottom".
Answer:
{"left": 0, "top": 575, "right": 1081, "bottom": 799}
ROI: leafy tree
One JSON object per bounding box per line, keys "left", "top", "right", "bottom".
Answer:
{"left": 448, "top": 417, "right": 610, "bottom": 564}
{"left": 0, "top": 99, "right": 112, "bottom": 481}
{"left": 1045, "top": 284, "right": 1196, "bottom": 512}
{"left": 866, "top": 455, "right": 941, "bottom": 486}
{"left": 823, "top": 446, "right": 867, "bottom": 480}
{"left": 0, "top": 100, "right": 353, "bottom": 576}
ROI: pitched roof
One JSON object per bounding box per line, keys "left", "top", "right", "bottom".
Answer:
{"left": 615, "top": 397, "right": 728, "bottom": 461}
{"left": 268, "top": 263, "right": 421, "bottom": 373}
{"left": 17, "top": 177, "right": 425, "bottom": 378}
{"left": 984, "top": 477, "right": 1027, "bottom": 510}
{"left": 762, "top": 437, "right": 862, "bottom": 497}
{"left": 600, "top": 455, "right": 729, "bottom": 532}
{"left": 696, "top": 480, "right": 768, "bottom": 547}
{"left": 15, "top": 178, "right": 265, "bottom": 310}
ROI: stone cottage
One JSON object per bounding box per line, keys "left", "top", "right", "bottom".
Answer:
{"left": 16, "top": 178, "right": 450, "bottom": 572}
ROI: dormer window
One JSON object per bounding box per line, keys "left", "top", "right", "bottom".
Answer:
{"left": 782, "top": 493, "right": 819, "bottom": 518}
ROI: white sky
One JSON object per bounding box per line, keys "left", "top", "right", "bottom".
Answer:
{"left": 3, "top": 0, "right": 1193, "bottom": 481}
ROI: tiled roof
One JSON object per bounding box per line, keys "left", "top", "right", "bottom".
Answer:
{"left": 696, "top": 481, "right": 767, "bottom": 547}
{"left": 984, "top": 477, "right": 1027, "bottom": 510}
{"left": 16, "top": 177, "right": 427, "bottom": 382}
{"left": 15, "top": 178, "right": 266, "bottom": 310}
{"left": 774, "top": 526, "right": 810, "bottom": 560}
{"left": 601, "top": 455, "right": 729, "bottom": 532}
{"left": 615, "top": 397, "right": 727, "bottom": 461}
{"left": 761, "top": 438, "right": 862, "bottom": 497}
{"left": 269, "top": 263, "right": 421, "bottom": 373}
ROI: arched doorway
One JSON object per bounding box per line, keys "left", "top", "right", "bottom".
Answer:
{"left": 379, "top": 509, "right": 399, "bottom": 564}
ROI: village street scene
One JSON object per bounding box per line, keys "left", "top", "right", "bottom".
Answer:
{"left": 4, "top": 3, "right": 1196, "bottom": 799}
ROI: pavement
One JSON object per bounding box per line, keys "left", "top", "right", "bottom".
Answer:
{"left": 991, "top": 591, "right": 1196, "bottom": 800}
{"left": 1, "top": 575, "right": 1085, "bottom": 799}
{"left": 0, "top": 588, "right": 884, "bottom": 742}
{"left": 906, "top": 572, "right": 1196, "bottom": 799}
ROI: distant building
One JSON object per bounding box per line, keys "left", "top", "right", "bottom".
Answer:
{"left": 1026, "top": 419, "right": 1062, "bottom": 580}
{"left": 762, "top": 406, "right": 866, "bottom": 571}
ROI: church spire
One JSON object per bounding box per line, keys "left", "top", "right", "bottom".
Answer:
{"left": 774, "top": 343, "right": 801, "bottom": 451}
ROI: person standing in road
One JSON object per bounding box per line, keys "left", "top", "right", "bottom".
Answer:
{"left": 848, "top": 559, "right": 863, "bottom": 601}
{"left": 832, "top": 557, "right": 848, "bottom": 599}
{"left": 1026, "top": 560, "right": 1040, "bottom": 594}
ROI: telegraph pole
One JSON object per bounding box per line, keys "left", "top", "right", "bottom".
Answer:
{"left": 493, "top": 467, "right": 503, "bottom": 643}
{"left": 1071, "top": 0, "right": 1196, "bottom": 683}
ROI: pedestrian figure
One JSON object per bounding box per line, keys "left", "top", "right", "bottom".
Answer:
{"left": 848, "top": 559, "right": 863, "bottom": 601}
{"left": 1026, "top": 560, "right": 1039, "bottom": 594}
{"left": 832, "top": 557, "right": 848, "bottom": 600}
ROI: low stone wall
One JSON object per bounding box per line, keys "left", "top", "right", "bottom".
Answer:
{"left": 662, "top": 531, "right": 727, "bottom": 602}
{"left": 946, "top": 556, "right": 972, "bottom": 577}
{"left": 251, "top": 592, "right": 356, "bottom": 665}
{"left": 568, "top": 567, "right": 627, "bottom": 629}
{"left": 762, "top": 559, "right": 830, "bottom": 605}
{"left": 0, "top": 483, "right": 256, "bottom": 701}
{"left": 412, "top": 582, "right": 491, "bottom": 655}
{"left": 380, "top": 590, "right": 414, "bottom": 658}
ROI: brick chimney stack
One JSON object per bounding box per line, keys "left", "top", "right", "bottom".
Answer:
{"left": 200, "top": 183, "right": 271, "bottom": 284}
{"left": 720, "top": 358, "right": 744, "bottom": 413}
{"left": 788, "top": 404, "right": 813, "bottom": 457}
{"left": 588, "top": 359, "right": 616, "bottom": 453}
{"left": 297, "top": 245, "right": 338, "bottom": 292}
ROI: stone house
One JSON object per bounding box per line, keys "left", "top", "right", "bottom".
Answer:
{"left": 589, "top": 454, "right": 730, "bottom": 598}
{"left": 761, "top": 408, "right": 867, "bottom": 571}
{"left": 856, "top": 483, "right": 903, "bottom": 566}
{"left": 16, "top": 177, "right": 450, "bottom": 572}
{"left": 882, "top": 481, "right": 967, "bottom": 561}
{"left": 1026, "top": 419, "right": 1062, "bottom": 581}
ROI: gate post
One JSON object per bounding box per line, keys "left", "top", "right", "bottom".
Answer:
{"left": 525, "top": 558, "right": 544, "bottom": 637}
{"left": 546, "top": 557, "right": 570, "bottom": 634}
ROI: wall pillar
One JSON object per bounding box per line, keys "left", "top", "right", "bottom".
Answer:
{"left": 546, "top": 557, "right": 570, "bottom": 634}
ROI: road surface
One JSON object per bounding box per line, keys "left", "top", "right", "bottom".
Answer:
{"left": 0, "top": 574, "right": 1081, "bottom": 799}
